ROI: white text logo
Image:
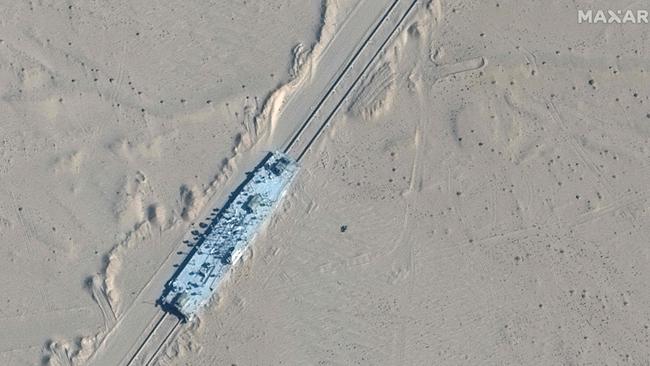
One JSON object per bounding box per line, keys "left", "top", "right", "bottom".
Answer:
{"left": 578, "top": 9, "right": 649, "bottom": 24}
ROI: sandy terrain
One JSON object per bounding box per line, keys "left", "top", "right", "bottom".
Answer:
{"left": 160, "top": 0, "right": 650, "bottom": 365}
{"left": 2, "top": 0, "right": 650, "bottom": 365}
{"left": 0, "top": 1, "right": 321, "bottom": 364}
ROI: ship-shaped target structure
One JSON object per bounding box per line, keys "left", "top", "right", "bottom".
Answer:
{"left": 160, "top": 151, "right": 299, "bottom": 321}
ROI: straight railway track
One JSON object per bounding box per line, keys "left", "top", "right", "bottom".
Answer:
{"left": 124, "top": 313, "right": 181, "bottom": 366}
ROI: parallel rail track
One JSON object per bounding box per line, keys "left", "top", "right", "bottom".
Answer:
{"left": 287, "top": 0, "right": 419, "bottom": 162}
{"left": 124, "top": 313, "right": 181, "bottom": 366}
{"left": 120, "top": 1, "right": 418, "bottom": 364}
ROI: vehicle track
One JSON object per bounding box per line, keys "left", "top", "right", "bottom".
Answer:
{"left": 115, "top": 1, "right": 419, "bottom": 364}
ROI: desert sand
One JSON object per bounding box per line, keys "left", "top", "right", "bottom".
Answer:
{"left": 2, "top": 0, "right": 650, "bottom": 365}
{"left": 0, "top": 1, "right": 321, "bottom": 364}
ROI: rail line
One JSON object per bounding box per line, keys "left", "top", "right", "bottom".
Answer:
{"left": 118, "top": 1, "right": 418, "bottom": 364}
{"left": 144, "top": 318, "right": 182, "bottom": 366}
{"left": 124, "top": 313, "right": 181, "bottom": 366}
{"left": 282, "top": 0, "right": 401, "bottom": 156}
{"left": 296, "top": 0, "right": 417, "bottom": 161}
{"left": 285, "top": 0, "right": 418, "bottom": 162}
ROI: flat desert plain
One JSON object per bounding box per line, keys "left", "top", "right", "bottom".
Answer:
{"left": 1, "top": 0, "right": 650, "bottom": 365}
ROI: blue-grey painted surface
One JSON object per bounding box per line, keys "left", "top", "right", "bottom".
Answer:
{"left": 160, "top": 151, "right": 299, "bottom": 321}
